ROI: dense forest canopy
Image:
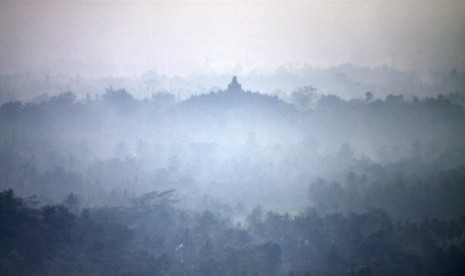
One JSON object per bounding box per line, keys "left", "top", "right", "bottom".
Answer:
{"left": 2, "top": 0, "right": 465, "bottom": 273}
{"left": 1, "top": 74, "right": 465, "bottom": 274}
{"left": 1, "top": 76, "right": 464, "bottom": 208}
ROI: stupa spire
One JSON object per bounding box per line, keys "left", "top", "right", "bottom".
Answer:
{"left": 227, "top": 76, "right": 242, "bottom": 92}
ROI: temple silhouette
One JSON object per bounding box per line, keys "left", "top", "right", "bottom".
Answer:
{"left": 180, "top": 75, "right": 297, "bottom": 118}
{"left": 226, "top": 76, "right": 243, "bottom": 93}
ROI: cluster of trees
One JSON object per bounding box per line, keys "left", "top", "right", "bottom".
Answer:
{"left": 308, "top": 163, "right": 465, "bottom": 220}
{"left": 2, "top": 65, "right": 464, "bottom": 105}
{"left": 0, "top": 82, "right": 464, "bottom": 210}
{"left": 1, "top": 78, "right": 465, "bottom": 273}
{"left": 2, "top": 189, "right": 465, "bottom": 275}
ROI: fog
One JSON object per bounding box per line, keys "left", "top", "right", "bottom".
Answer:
{"left": 2, "top": 73, "right": 464, "bottom": 207}
{"left": 2, "top": 73, "right": 465, "bottom": 273}
{"left": 2, "top": 1, "right": 465, "bottom": 76}
{"left": 2, "top": 1, "right": 465, "bottom": 274}
{"left": 2, "top": 64, "right": 465, "bottom": 104}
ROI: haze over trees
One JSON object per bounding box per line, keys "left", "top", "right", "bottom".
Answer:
{"left": 1, "top": 72, "right": 465, "bottom": 274}
{"left": 2, "top": 64, "right": 465, "bottom": 106}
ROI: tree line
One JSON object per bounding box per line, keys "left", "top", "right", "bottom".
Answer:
{"left": 1, "top": 189, "right": 465, "bottom": 275}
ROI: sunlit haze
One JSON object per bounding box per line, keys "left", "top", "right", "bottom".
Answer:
{"left": 1, "top": 1, "right": 464, "bottom": 77}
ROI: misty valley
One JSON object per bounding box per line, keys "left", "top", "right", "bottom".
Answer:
{"left": 1, "top": 75, "right": 465, "bottom": 275}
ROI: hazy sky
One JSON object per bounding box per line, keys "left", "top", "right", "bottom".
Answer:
{"left": 1, "top": 0, "right": 464, "bottom": 77}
